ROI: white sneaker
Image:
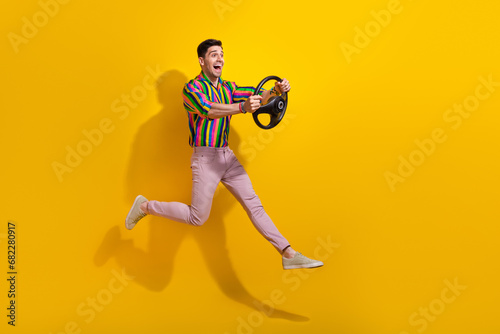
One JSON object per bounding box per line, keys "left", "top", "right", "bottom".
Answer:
{"left": 125, "top": 195, "right": 148, "bottom": 230}
{"left": 282, "top": 252, "right": 324, "bottom": 270}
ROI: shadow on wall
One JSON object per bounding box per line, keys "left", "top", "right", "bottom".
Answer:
{"left": 94, "top": 70, "right": 308, "bottom": 321}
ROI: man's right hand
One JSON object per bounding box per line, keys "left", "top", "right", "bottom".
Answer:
{"left": 243, "top": 95, "right": 263, "bottom": 113}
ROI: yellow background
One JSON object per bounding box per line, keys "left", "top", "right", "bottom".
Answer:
{"left": 1, "top": 0, "right": 499, "bottom": 333}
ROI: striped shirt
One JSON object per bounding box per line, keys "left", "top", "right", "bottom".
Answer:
{"left": 182, "top": 72, "right": 264, "bottom": 147}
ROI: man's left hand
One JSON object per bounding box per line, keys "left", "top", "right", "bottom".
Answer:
{"left": 274, "top": 78, "right": 290, "bottom": 94}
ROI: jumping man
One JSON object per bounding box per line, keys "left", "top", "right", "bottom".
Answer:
{"left": 125, "top": 39, "right": 323, "bottom": 270}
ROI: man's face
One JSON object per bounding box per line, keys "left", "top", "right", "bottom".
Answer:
{"left": 199, "top": 46, "right": 224, "bottom": 81}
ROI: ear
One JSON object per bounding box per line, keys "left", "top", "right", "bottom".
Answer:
{"left": 198, "top": 57, "right": 204, "bottom": 66}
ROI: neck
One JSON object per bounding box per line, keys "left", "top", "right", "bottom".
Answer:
{"left": 203, "top": 71, "right": 219, "bottom": 87}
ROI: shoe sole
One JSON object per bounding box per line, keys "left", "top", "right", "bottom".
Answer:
{"left": 283, "top": 262, "right": 324, "bottom": 270}
{"left": 125, "top": 195, "right": 146, "bottom": 230}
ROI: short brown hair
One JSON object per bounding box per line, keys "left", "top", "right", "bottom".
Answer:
{"left": 197, "top": 39, "right": 222, "bottom": 58}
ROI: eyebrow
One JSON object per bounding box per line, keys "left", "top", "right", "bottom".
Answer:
{"left": 209, "top": 50, "right": 223, "bottom": 55}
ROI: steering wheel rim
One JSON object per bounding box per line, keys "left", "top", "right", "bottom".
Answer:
{"left": 252, "top": 76, "right": 288, "bottom": 130}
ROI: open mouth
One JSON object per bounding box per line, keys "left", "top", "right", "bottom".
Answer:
{"left": 214, "top": 65, "right": 222, "bottom": 71}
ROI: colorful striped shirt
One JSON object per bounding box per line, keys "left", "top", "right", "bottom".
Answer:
{"left": 182, "top": 72, "right": 264, "bottom": 147}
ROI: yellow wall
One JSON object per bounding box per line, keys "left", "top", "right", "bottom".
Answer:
{"left": 2, "top": 0, "right": 499, "bottom": 333}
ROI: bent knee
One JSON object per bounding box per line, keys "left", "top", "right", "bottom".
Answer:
{"left": 189, "top": 215, "right": 208, "bottom": 227}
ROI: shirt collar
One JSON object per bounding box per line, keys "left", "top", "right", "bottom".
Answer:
{"left": 198, "top": 71, "right": 223, "bottom": 88}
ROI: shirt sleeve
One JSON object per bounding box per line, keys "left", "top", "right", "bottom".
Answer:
{"left": 230, "top": 82, "right": 266, "bottom": 103}
{"left": 182, "top": 82, "right": 213, "bottom": 118}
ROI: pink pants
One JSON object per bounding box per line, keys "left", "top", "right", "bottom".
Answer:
{"left": 147, "top": 146, "right": 290, "bottom": 253}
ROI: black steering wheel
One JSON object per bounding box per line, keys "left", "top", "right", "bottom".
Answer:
{"left": 252, "top": 76, "right": 288, "bottom": 130}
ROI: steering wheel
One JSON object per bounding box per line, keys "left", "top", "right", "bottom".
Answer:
{"left": 252, "top": 76, "right": 288, "bottom": 130}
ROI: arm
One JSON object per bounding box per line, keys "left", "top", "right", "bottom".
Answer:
{"left": 208, "top": 96, "right": 263, "bottom": 119}
{"left": 220, "top": 79, "right": 290, "bottom": 118}
{"left": 191, "top": 79, "right": 291, "bottom": 119}
{"left": 260, "top": 88, "right": 276, "bottom": 105}
{"left": 207, "top": 102, "right": 243, "bottom": 119}
{"left": 184, "top": 81, "right": 262, "bottom": 119}
{"left": 260, "top": 78, "right": 292, "bottom": 104}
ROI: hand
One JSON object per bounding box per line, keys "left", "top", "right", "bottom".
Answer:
{"left": 243, "top": 95, "right": 263, "bottom": 113}
{"left": 274, "top": 78, "right": 291, "bottom": 94}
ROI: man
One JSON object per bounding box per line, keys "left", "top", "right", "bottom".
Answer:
{"left": 126, "top": 39, "right": 323, "bottom": 270}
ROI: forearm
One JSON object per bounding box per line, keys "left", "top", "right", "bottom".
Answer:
{"left": 207, "top": 87, "right": 277, "bottom": 118}
{"left": 261, "top": 87, "right": 279, "bottom": 104}
{"left": 207, "top": 102, "right": 243, "bottom": 119}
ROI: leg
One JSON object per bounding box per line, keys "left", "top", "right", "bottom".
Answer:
{"left": 221, "top": 148, "right": 324, "bottom": 269}
{"left": 146, "top": 149, "right": 223, "bottom": 226}
{"left": 221, "top": 149, "right": 290, "bottom": 253}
